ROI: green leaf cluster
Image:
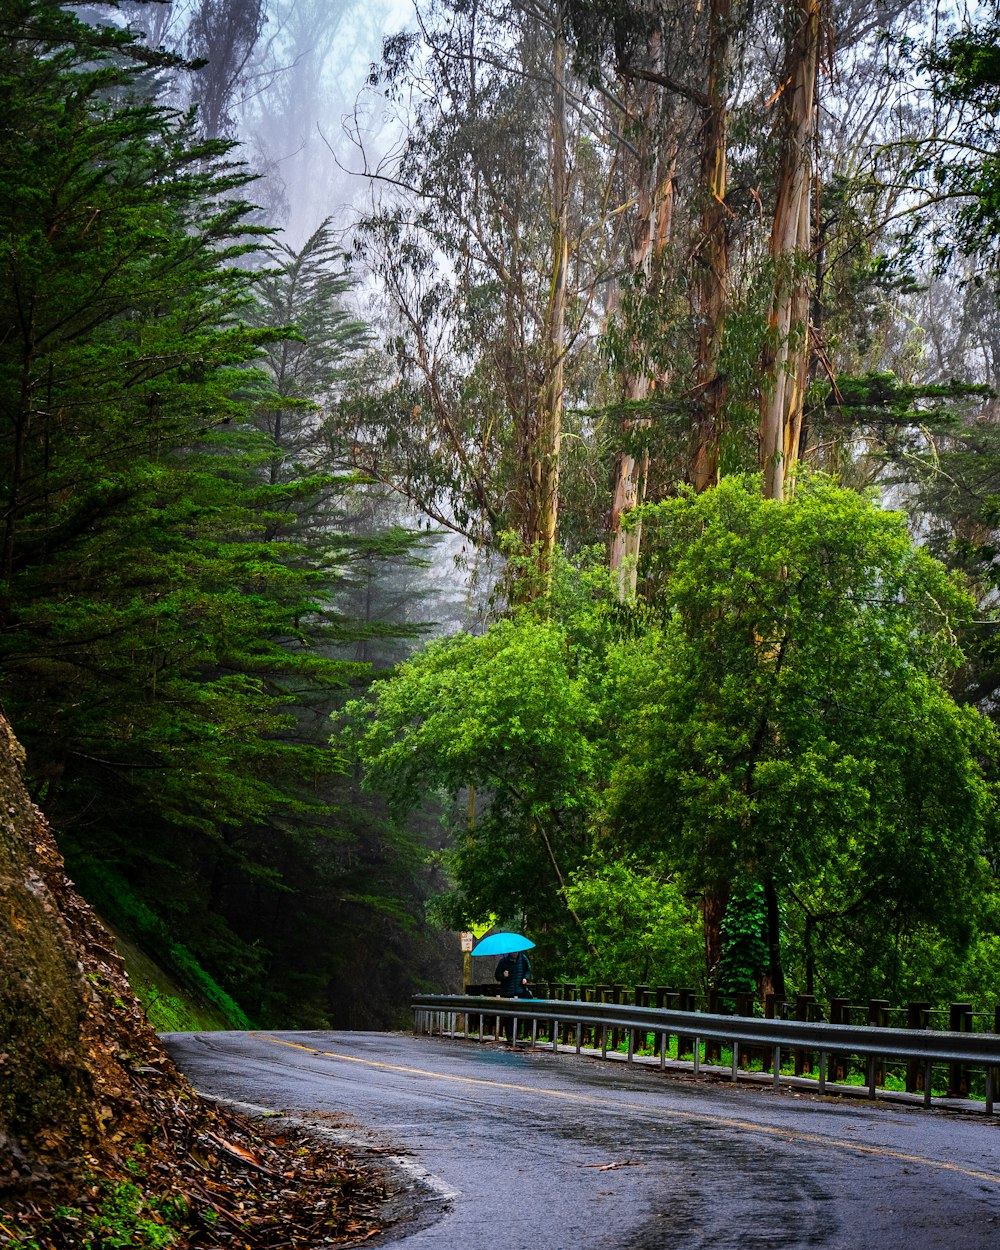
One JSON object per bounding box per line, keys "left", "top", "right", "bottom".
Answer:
{"left": 345, "top": 476, "right": 1000, "bottom": 999}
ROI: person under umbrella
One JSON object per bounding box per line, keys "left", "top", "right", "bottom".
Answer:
{"left": 495, "top": 948, "right": 531, "bottom": 1043}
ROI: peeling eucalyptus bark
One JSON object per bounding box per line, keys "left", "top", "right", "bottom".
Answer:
{"left": 759, "top": 0, "right": 821, "bottom": 501}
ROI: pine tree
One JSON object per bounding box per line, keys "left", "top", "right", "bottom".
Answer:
{"left": 0, "top": 0, "right": 422, "bottom": 1024}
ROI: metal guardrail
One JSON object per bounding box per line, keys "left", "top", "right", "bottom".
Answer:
{"left": 411, "top": 993, "right": 1000, "bottom": 1114}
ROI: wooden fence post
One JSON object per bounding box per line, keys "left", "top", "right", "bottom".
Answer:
{"left": 654, "top": 985, "right": 669, "bottom": 1059}
{"left": 794, "top": 994, "right": 816, "bottom": 1076}
{"left": 634, "top": 984, "right": 650, "bottom": 1054}
{"left": 828, "top": 997, "right": 850, "bottom": 1081}
{"left": 677, "top": 987, "right": 696, "bottom": 1059}
{"left": 706, "top": 988, "right": 724, "bottom": 1063}
{"left": 905, "top": 1002, "right": 930, "bottom": 1093}
{"left": 579, "top": 986, "right": 592, "bottom": 1048}
{"left": 735, "top": 992, "right": 756, "bottom": 1068}
{"left": 560, "top": 984, "right": 575, "bottom": 1046}
{"left": 762, "top": 993, "right": 776, "bottom": 1073}
{"left": 868, "top": 1000, "right": 890, "bottom": 1089}
{"left": 948, "top": 1002, "right": 973, "bottom": 1097}
{"left": 990, "top": 1006, "right": 1000, "bottom": 1115}
{"left": 610, "top": 985, "right": 624, "bottom": 1052}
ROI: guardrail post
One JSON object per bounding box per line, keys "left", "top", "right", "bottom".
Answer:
{"left": 905, "top": 1002, "right": 930, "bottom": 1093}
{"left": 677, "top": 988, "right": 696, "bottom": 1058}
{"left": 868, "top": 1000, "right": 889, "bottom": 1090}
{"left": 611, "top": 985, "right": 625, "bottom": 1052}
{"left": 654, "top": 986, "right": 668, "bottom": 1059}
{"left": 597, "top": 984, "right": 612, "bottom": 1053}
{"left": 533, "top": 988, "right": 546, "bottom": 1043}
{"left": 762, "top": 994, "right": 776, "bottom": 1073}
{"left": 634, "top": 984, "right": 650, "bottom": 1056}
{"left": 735, "top": 992, "right": 756, "bottom": 1068}
{"left": 988, "top": 1006, "right": 1000, "bottom": 1116}
{"left": 948, "top": 1002, "right": 973, "bottom": 1097}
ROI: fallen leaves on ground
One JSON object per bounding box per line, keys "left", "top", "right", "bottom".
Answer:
{"left": 1, "top": 1102, "right": 389, "bottom": 1248}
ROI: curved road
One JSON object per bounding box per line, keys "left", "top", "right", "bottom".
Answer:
{"left": 163, "top": 1030, "right": 1000, "bottom": 1249}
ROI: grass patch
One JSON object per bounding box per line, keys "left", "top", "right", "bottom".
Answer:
{"left": 5, "top": 1155, "right": 183, "bottom": 1248}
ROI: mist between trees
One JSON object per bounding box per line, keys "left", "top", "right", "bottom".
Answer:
{"left": 3, "top": 0, "right": 1000, "bottom": 1035}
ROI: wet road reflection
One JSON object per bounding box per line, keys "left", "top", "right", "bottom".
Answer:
{"left": 163, "top": 1030, "right": 1000, "bottom": 1250}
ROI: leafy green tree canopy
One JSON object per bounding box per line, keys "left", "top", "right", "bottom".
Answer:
{"left": 341, "top": 609, "right": 600, "bottom": 939}
{"left": 608, "top": 475, "right": 997, "bottom": 967}
{"left": 344, "top": 475, "right": 999, "bottom": 996}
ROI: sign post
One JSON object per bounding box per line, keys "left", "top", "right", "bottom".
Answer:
{"left": 460, "top": 931, "right": 474, "bottom": 992}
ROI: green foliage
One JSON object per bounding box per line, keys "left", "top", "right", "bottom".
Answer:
{"left": 9, "top": 1165, "right": 182, "bottom": 1248}
{"left": 609, "top": 475, "right": 997, "bottom": 995}
{"left": 341, "top": 600, "right": 602, "bottom": 947}
{"left": 813, "top": 372, "right": 992, "bottom": 431}
{"left": 351, "top": 0, "right": 615, "bottom": 554}
{"left": 348, "top": 476, "right": 1000, "bottom": 998}
{"left": 0, "top": 0, "right": 347, "bottom": 836}
{"left": 906, "top": 17, "right": 1000, "bottom": 270}
{"left": 72, "top": 863, "right": 254, "bottom": 1028}
{"left": 717, "top": 884, "right": 768, "bottom": 1002}
{"left": 0, "top": 1, "right": 446, "bottom": 1030}
{"left": 561, "top": 858, "right": 704, "bottom": 988}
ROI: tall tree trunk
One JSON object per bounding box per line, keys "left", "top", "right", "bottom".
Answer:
{"left": 759, "top": 0, "right": 821, "bottom": 501}
{"left": 702, "top": 880, "right": 730, "bottom": 987}
{"left": 610, "top": 37, "right": 674, "bottom": 598}
{"left": 527, "top": 28, "right": 569, "bottom": 587}
{"left": 762, "top": 873, "right": 786, "bottom": 1001}
{"left": 690, "top": 0, "right": 732, "bottom": 492}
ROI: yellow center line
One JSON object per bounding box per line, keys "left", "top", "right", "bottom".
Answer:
{"left": 257, "top": 1034, "right": 1000, "bottom": 1186}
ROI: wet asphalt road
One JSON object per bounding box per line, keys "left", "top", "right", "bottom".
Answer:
{"left": 162, "top": 1030, "right": 1000, "bottom": 1250}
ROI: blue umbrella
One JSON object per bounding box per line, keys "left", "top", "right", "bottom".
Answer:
{"left": 471, "top": 931, "right": 535, "bottom": 956}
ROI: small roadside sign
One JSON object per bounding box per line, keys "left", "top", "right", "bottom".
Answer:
{"left": 459, "top": 931, "right": 474, "bottom": 953}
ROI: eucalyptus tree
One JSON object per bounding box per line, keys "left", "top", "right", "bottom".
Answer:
{"left": 238, "top": 0, "right": 401, "bottom": 238}
{"left": 185, "top": 0, "right": 266, "bottom": 139}
{"left": 757, "top": 0, "right": 822, "bottom": 500}
{"left": 855, "top": 12, "right": 1000, "bottom": 715}
{"left": 562, "top": 0, "right": 747, "bottom": 594}
{"left": 118, "top": 0, "right": 267, "bottom": 139}
{"left": 350, "top": 0, "right": 624, "bottom": 583}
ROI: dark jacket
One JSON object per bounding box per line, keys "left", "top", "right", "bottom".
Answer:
{"left": 495, "top": 951, "right": 531, "bottom": 998}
